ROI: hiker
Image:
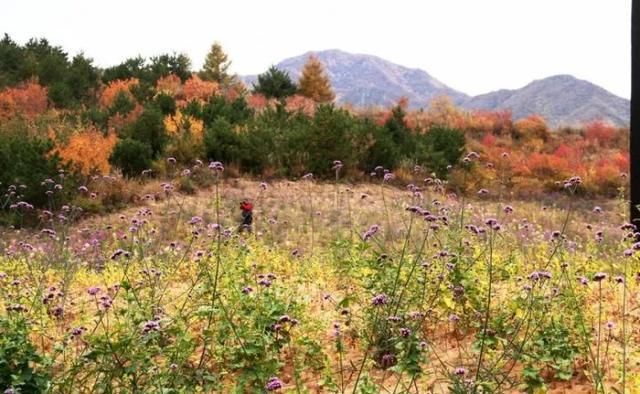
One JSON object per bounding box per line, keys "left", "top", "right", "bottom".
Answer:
{"left": 239, "top": 199, "right": 253, "bottom": 233}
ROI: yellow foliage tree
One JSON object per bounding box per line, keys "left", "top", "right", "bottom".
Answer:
{"left": 164, "top": 110, "right": 204, "bottom": 141}
{"left": 56, "top": 127, "right": 118, "bottom": 175}
{"left": 298, "top": 55, "right": 335, "bottom": 103}
{"left": 425, "top": 96, "right": 465, "bottom": 130}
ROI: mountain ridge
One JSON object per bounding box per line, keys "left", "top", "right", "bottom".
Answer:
{"left": 241, "top": 49, "right": 630, "bottom": 127}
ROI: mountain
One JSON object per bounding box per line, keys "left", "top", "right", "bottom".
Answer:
{"left": 242, "top": 49, "right": 469, "bottom": 108}
{"left": 462, "top": 75, "right": 630, "bottom": 127}
{"left": 242, "top": 50, "right": 630, "bottom": 127}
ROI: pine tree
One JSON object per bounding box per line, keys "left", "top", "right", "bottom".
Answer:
{"left": 200, "top": 42, "right": 232, "bottom": 85}
{"left": 298, "top": 55, "right": 335, "bottom": 103}
{"left": 253, "top": 66, "right": 297, "bottom": 99}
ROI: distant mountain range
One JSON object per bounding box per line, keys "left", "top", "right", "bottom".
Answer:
{"left": 241, "top": 49, "right": 630, "bottom": 127}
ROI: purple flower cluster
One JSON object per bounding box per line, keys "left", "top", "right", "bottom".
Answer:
{"left": 142, "top": 319, "right": 161, "bottom": 334}
{"left": 265, "top": 377, "right": 283, "bottom": 391}
{"left": 362, "top": 224, "right": 380, "bottom": 241}
{"left": 371, "top": 293, "right": 389, "bottom": 306}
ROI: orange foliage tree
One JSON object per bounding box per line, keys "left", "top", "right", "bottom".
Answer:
{"left": 298, "top": 55, "right": 335, "bottom": 103}
{"left": 513, "top": 115, "right": 549, "bottom": 142}
{"left": 246, "top": 93, "right": 271, "bottom": 111}
{"left": 183, "top": 75, "right": 218, "bottom": 103}
{"left": 285, "top": 95, "right": 316, "bottom": 116}
{"left": 467, "top": 109, "right": 513, "bottom": 136}
{"left": 156, "top": 74, "right": 183, "bottom": 97}
{"left": 55, "top": 127, "right": 118, "bottom": 175}
{"left": 0, "top": 81, "right": 48, "bottom": 119}
{"left": 99, "top": 78, "right": 139, "bottom": 108}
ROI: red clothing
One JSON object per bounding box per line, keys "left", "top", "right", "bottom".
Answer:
{"left": 240, "top": 201, "right": 253, "bottom": 212}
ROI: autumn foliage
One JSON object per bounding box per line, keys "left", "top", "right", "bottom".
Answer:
{"left": 164, "top": 110, "right": 204, "bottom": 141}
{"left": 183, "top": 75, "right": 218, "bottom": 103}
{"left": 0, "top": 81, "right": 48, "bottom": 119}
{"left": 99, "top": 78, "right": 139, "bottom": 108}
{"left": 156, "top": 74, "right": 182, "bottom": 97}
{"left": 298, "top": 55, "right": 335, "bottom": 103}
{"left": 54, "top": 127, "right": 118, "bottom": 175}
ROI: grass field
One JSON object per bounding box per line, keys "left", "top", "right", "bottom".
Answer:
{"left": 1, "top": 175, "right": 638, "bottom": 393}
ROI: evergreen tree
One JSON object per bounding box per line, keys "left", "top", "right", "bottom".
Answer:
{"left": 200, "top": 42, "right": 232, "bottom": 84}
{"left": 102, "top": 56, "right": 147, "bottom": 84}
{"left": 0, "top": 34, "right": 26, "bottom": 88}
{"left": 149, "top": 53, "right": 192, "bottom": 82}
{"left": 253, "top": 66, "right": 297, "bottom": 99}
{"left": 298, "top": 55, "right": 335, "bottom": 103}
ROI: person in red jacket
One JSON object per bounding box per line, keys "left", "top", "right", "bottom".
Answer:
{"left": 239, "top": 199, "right": 253, "bottom": 233}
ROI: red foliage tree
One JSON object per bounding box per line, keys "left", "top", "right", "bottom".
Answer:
{"left": 0, "top": 81, "right": 48, "bottom": 119}
{"left": 584, "top": 120, "right": 616, "bottom": 147}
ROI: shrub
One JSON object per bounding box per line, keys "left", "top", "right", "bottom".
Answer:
{"left": 109, "top": 138, "right": 153, "bottom": 177}
{"left": 203, "top": 117, "right": 241, "bottom": 164}
{"left": 155, "top": 92, "right": 176, "bottom": 116}
{"left": 55, "top": 128, "right": 118, "bottom": 175}
{"left": 125, "top": 105, "right": 167, "bottom": 158}
{"left": 414, "top": 126, "right": 465, "bottom": 177}
{"left": 0, "top": 317, "right": 51, "bottom": 393}
{"left": 0, "top": 122, "right": 62, "bottom": 208}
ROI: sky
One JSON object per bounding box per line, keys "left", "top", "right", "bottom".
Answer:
{"left": 1, "top": 0, "right": 632, "bottom": 98}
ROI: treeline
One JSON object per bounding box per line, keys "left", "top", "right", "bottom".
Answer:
{"left": 0, "top": 34, "right": 631, "bottom": 221}
{"left": 0, "top": 34, "right": 466, "bottom": 216}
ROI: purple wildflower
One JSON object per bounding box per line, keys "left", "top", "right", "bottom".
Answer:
{"left": 265, "top": 377, "right": 283, "bottom": 391}
{"left": 87, "top": 287, "right": 101, "bottom": 296}
{"left": 593, "top": 272, "right": 607, "bottom": 282}
{"left": 454, "top": 367, "right": 468, "bottom": 376}
{"left": 372, "top": 293, "right": 389, "bottom": 306}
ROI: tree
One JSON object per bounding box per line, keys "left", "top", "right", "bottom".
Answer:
{"left": 126, "top": 105, "right": 167, "bottom": 158}
{"left": 384, "top": 104, "right": 410, "bottom": 147}
{"left": 0, "top": 34, "right": 26, "bottom": 88}
{"left": 66, "top": 53, "right": 99, "bottom": 104}
{"left": 56, "top": 127, "right": 117, "bottom": 175}
{"left": 253, "top": 66, "right": 297, "bottom": 99}
{"left": 109, "top": 138, "right": 153, "bottom": 178}
{"left": 149, "top": 53, "right": 192, "bottom": 82}
{"left": 298, "top": 55, "right": 335, "bottom": 103}
{"left": 200, "top": 42, "right": 232, "bottom": 85}
{"left": 415, "top": 126, "right": 465, "bottom": 178}
{"left": 183, "top": 75, "right": 218, "bottom": 103}
{"left": 102, "top": 56, "right": 147, "bottom": 84}
{"left": 0, "top": 82, "right": 48, "bottom": 119}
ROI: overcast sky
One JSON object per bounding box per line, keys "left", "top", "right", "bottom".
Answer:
{"left": 1, "top": 0, "right": 632, "bottom": 98}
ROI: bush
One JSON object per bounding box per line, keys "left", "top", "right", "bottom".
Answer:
{"left": 125, "top": 105, "right": 167, "bottom": 158}
{"left": 108, "top": 90, "right": 136, "bottom": 117}
{"left": 414, "top": 126, "right": 465, "bottom": 177}
{"left": 0, "top": 317, "right": 51, "bottom": 393}
{"left": 203, "top": 117, "right": 241, "bottom": 165}
{"left": 154, "top": 92, "right": 176, "bottom": 116}
{"left": 361, "top": 119, "right": 399, "bottom": 171}
{"left": 0, "top": 122, "right": 63, "bottom": 208}
{"left": 109, "top": 138, "right": 153, "bottom": 178}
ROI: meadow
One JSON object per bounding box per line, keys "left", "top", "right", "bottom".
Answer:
{"left": 0, "top": 35, "right": 637, "bottom": 393}
{"left": 1, "top": 164, "right": 638, "bottom": 394}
